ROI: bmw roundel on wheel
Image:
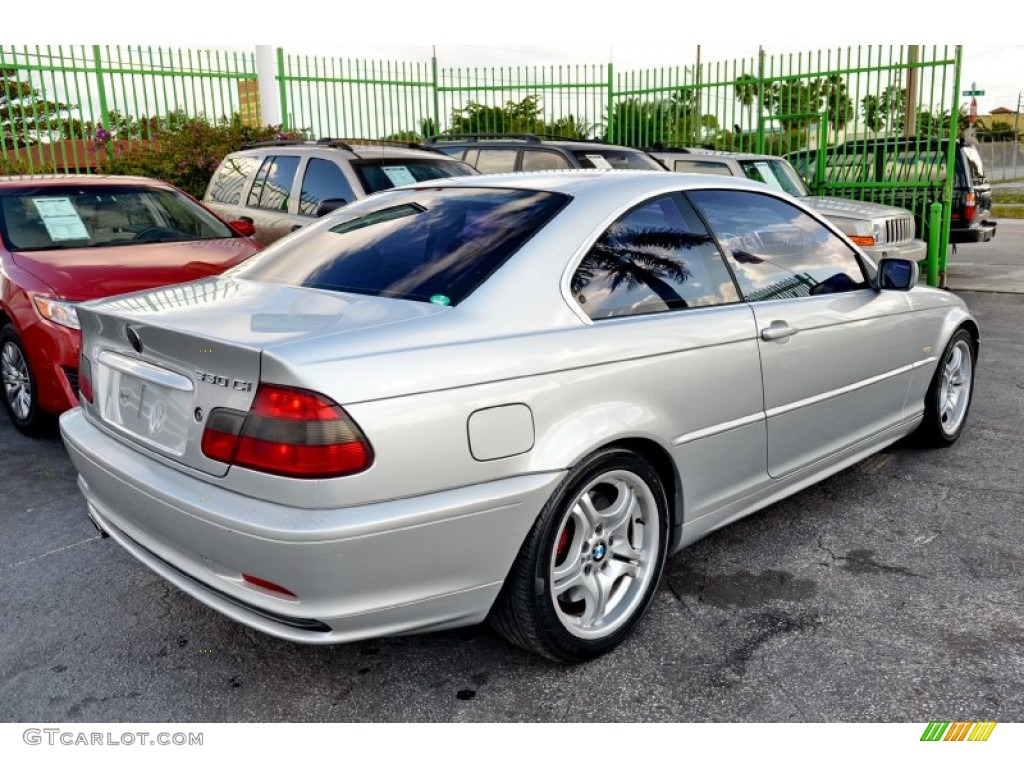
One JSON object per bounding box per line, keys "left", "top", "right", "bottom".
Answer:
{"left": 59, "top": 170, "right": 979, "bottom": 663}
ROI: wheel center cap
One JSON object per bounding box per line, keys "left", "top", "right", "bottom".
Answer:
{"left": 592, "top": 543, "right": 607, "bottom": 562}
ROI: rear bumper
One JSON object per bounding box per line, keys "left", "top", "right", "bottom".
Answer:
{"left": 60, "top": 408, "right": 563, "bottom": 644}
{"left": 950, "top": 219, "right": 997, "bottom": 244}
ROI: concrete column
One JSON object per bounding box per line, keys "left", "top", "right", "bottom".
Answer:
{"left": 255, "top": 45, "right": 282, "bottom": 127}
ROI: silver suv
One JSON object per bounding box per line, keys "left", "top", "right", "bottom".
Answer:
{"left": 203, "top": 139, "right": 477, "bottom": 245}
{"left": 649, "top": 148, "right": 926, "bottom": 263}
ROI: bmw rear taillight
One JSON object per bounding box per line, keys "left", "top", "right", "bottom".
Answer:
{"left": 78, "top": 354, "right": 94, "bottom": 404}
{"left": 201, "top": 384, "right": 373, "bottom": 478}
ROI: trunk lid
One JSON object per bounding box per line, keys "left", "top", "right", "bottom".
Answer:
{"left": 78, "top": 276, "right": 446, "bottom": 474}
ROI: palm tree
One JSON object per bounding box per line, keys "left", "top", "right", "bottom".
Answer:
{"left": 819, "top": 75, "right": 853, "bottom": 144}
{"left": 572, "top": 227, "right": 709, "bottom": 311}
{"left": 733, "top": 75, "right": 760, "bottom": 134}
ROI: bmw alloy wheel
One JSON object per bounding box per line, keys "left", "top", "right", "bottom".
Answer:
{"left": 549, "top": 468, "right": 661, "bottom": 640}
{"left": 938, "top": 337, "right": 973, "bottom": 437}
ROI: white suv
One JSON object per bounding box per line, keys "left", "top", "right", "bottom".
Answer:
{"left": 649, "top": 148, "right": 926, "bottom": 263}
{"left": 204, "top": 139, "right": 477, "bottom": 245}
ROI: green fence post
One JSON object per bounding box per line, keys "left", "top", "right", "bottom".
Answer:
{"left": 926, "top": 202, "right": 942, "bottom": 287}
{"left": 91, "top": 44, "right": 110, "bottom": 135}
{"left": 431, "top": 51, "right": 440, "bottom": 135}
{"left": 276, "top": 47, "right": 288, "bottom": 131}
{"left": 605, "top": 61, "right": 614, "bottom": 143}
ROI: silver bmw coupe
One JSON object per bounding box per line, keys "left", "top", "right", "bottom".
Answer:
{"left": 60, "top": 171, "right": 978, "bottom": 663}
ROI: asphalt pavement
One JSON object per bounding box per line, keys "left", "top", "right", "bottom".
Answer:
{"left": 1, "top": 236, "right": 1022, "bottom": 723}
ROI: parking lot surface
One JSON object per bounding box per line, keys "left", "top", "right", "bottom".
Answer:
{"left": 1, "top": 259, "right": 1022, "bottom": 722}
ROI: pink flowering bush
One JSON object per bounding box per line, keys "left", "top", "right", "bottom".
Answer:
{"left": 101, "top": 113, "right": 301, "bottom": 198}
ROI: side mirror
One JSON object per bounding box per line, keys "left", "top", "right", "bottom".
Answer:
{"left": 316, "top": 198, "right": 348, "bottom": 218}
{"left": 876, "top": 258, "right": 918, "bottom": 291}
{"left": 229, "top": 219, "right": 256, "bottom": 237}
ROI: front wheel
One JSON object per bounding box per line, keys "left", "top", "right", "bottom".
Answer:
{"left": 489, "top": 447, "right": 669, "bottom": 663}
{"left": 1, "top": 324, "right": 51, "bottom": 435}
{"left": 916, "top": 327, "right": 977, "bottom": 447}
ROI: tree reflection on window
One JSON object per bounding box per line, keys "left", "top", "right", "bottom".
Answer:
{"left": 572, "top": 194, "right": 739, "bottom": 320}
{"left": 573, "top": 226, "right": 697, "bottom": 313}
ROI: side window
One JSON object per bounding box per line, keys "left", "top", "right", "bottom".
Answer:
{"left": 522, "top": 150, "right": 571, "bottom": 171}
{"left": 572, "top": 193, "right": 739, "bottom": 320}
{"left": 673, "top": 159, "right": 734, "bottom": 176}
{"left": 208, "top": 155, "right": 259, "bottom": 205}
{"left": 687, "top": 189, "right": 868, "bottom": 302}
{"left": 247, "top": 155, "right": 300, "bottom": 211}
{"left": 298, "top": 158, "right": 356, "bottom": 216}
{"left": 475, "top": 149, "right": 518, "bottom": 174}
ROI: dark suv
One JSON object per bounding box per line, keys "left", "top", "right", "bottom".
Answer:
{"left": 424, "top": 133, "right": 666, "bottom": 173}
{"left": 787, "top": 137, "right": 996, "bottom": 244}
{"left": 203, "top": 139, "right": 476, "bottom": 245}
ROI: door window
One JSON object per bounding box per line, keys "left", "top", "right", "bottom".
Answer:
{"left": 298, "top": 158, "right": 356, "bottom": 215}
{"left": 521, "top": 150, "right": 572, "bottom": 171}
{"left": 475, "top": 149, "right": 518, "bottom": 173}
{"left": 688, "top": 189, "right": 868, "bottom": 302}
{"left": 247, "top": 155, "right": 301, "bottom": 211}
{"left": 572, "top": 193, "right": 739, "bottom": 320}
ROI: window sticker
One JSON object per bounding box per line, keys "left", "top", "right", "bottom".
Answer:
{"left": 31, "top": 197, "right": 90, "bottom": 241}
{"left": 380, "top": 166, "right": 418, "bottom": 187}
{"left": 585, "top": 154, "right": 613, "bottom": 170}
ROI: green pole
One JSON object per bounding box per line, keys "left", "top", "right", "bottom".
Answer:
{"left": 938, "top": 45, "right": 963, "bottom": 289}
{"left": 926, "top": 202, "right": 942, "bottom": 287}
{"left": 605, "top": 61, "right": 614, "bottom": 143}
{"left": 276, "top": 47, "right": 288, "bottom": 131}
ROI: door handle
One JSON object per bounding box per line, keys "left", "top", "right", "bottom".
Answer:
{"left": 760, "top": 322, "right": 798, "bottom": 341}
{"left": 290, "top": 224, "right": 302, "bottom": 232}
{"left": 239, "top": 216, "right": 254, "bottom": 224}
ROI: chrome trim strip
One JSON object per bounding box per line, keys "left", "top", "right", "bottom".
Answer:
{"left": 96, "top": 350, "right": 194, "bottom": 392}
{"left": 672, "top": 412, "right": 764, "bottom": 446}
{"left": 766, "top": 362, "right": 918, "bottom": 419}
{"left": 913, "top": 355, "right": 939, "bottom": 368}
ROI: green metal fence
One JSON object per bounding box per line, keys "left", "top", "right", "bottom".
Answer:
{"left": 2, "top": 44, "right": 962, "bottom": 284}
{"left": 1, "top": 44, "right": 258, "bottom": 171}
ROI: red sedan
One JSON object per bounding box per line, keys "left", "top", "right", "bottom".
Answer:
{"left": 1, "top": 175, "right": 263, "bottom": 434}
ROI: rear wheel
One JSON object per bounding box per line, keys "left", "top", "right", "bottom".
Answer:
{"left": 1, "top": 324, "right": 51, "bottom": 435}
{"left": 916, "top": 327, "right": 976, "bottom": 447}
{"left": 490, "top": 447, "right": 669, "bottom": 663}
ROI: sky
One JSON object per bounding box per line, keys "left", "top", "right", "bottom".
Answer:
{"left": 15, "top": 1, "right": 1023, "bottom": 115}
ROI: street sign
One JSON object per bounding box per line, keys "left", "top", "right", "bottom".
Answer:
{"left": 963, "top": 90, "right": 986, "bottom": 96}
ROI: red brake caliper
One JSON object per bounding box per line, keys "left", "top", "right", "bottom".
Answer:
{"left": 555, "top": 521, "right": 573, "bottom": 565}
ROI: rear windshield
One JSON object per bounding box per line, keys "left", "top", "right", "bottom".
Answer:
{"left": 571, "top": 150, "right": 664, "bottom": 171}
{"left": 352, "top": 159, "right": 476, "bottom": 194}
{"left": 235, "top": 187, "right": 569, "bottom": 305}
{"left": 0, "top": 184, "right": 234, "bottom": 252}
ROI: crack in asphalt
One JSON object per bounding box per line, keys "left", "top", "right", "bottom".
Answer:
{"left": 4, "top": 535, "right": 102, "bottom": 570}
{"left": 665, "top": 577, "right": 712, "bottom": 628}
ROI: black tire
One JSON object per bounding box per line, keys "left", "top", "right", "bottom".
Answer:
{"left": 916, "top": 327, "right": 977, "bottom": 447}
{"left": 0, "top": 324, "right": 52, "bottom": 436}
{"left": 489, "top": 447, "right": 669, "bottom": 664}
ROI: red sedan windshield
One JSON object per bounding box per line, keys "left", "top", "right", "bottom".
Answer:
{"left": 0, "top": 184, "right": 236, "bottom": 252}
